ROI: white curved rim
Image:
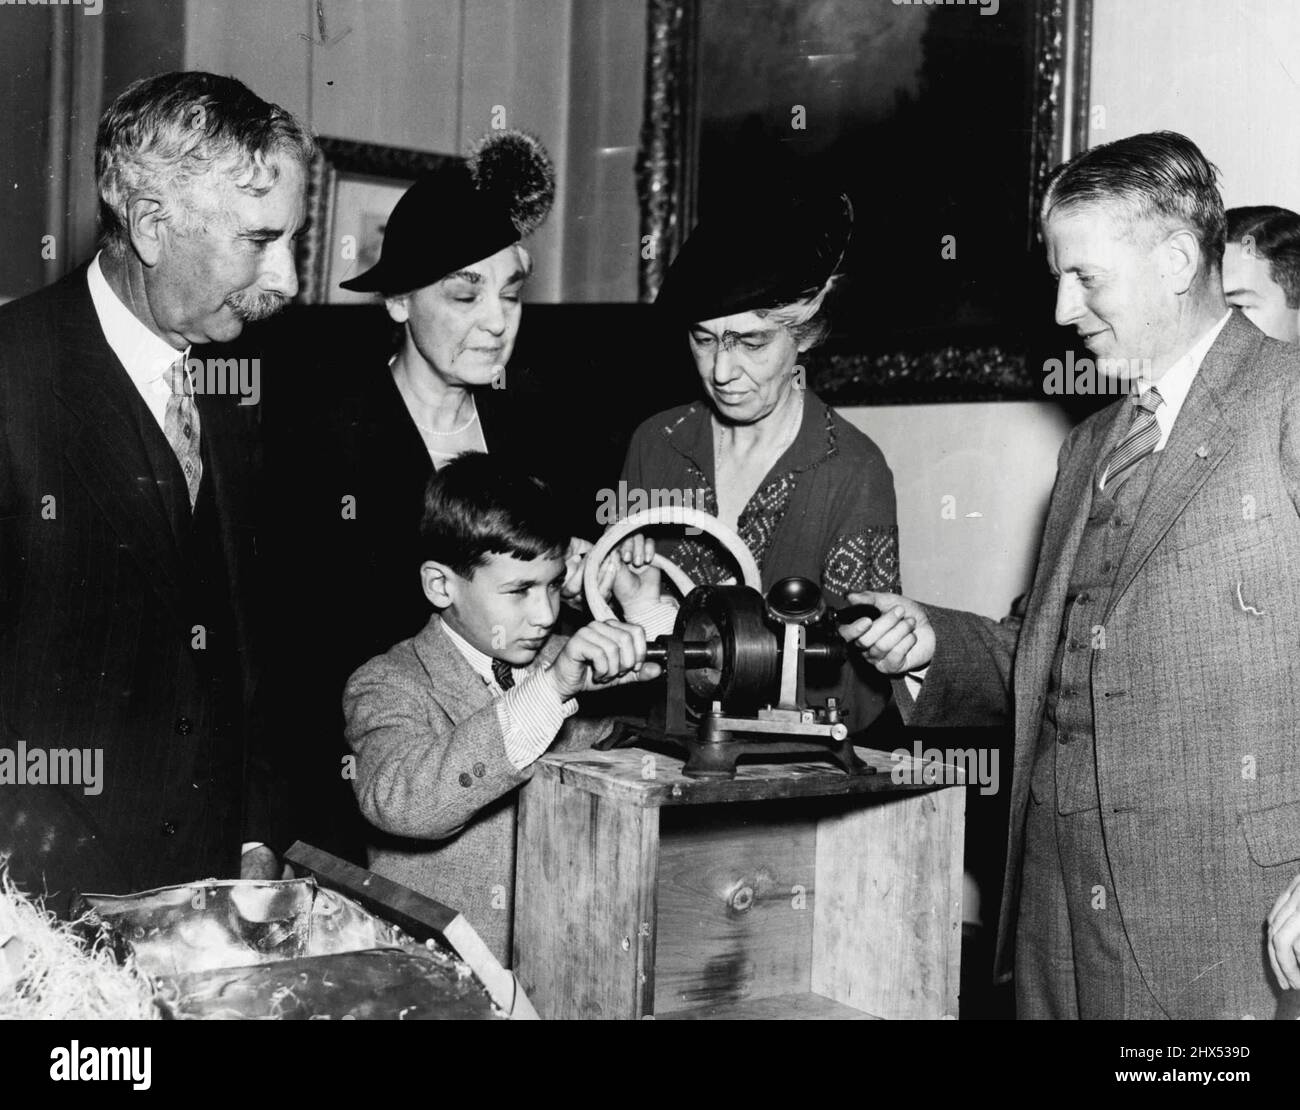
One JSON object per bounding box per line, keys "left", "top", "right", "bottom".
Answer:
{"left": 583, "top": 506, "right": 762, "bottom": 623}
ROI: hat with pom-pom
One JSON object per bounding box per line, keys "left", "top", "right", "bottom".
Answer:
{"left": 339, "top": 129, "right": 556, "bottom": 294}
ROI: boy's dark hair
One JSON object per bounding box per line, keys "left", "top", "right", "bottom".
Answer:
{"left": 1225, "top": 205, "right": 1300, "bottom": 309}
{"left": 419, "top": 452, "right": 568, "bottom": 577}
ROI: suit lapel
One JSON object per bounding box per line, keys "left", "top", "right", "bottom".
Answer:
{"left": 412, "top": 616, "right": 495, "bottom": 726}
{"left": 51, "top": 271, "right": 186, "bottom": 613}
{"left": 1014, "top": 408, "right": 1123, "bottom": 720}
{"left": 1107, "top": 315, "right": 1251, "bottom": 617}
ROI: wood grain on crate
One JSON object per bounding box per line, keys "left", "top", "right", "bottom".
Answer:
{"left": 812, "top": 787, "right": 965, "bottom": 1019}
{"left": 513, "top": 774, "right": 660, "bottom": 1020}
{"left": 653, "top": 802, "right": 817, "bottom": 1014}
{"left": 533, "top": 746, "right": 965, "bottom": 808}
{"left": 656, "top": 990, "right": 879, "bottom": 1020}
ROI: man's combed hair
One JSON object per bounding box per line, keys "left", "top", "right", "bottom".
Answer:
{"left": 96, "top": 71, "right": 316, "bottom": 257}
{"left": 1042, "top": 130, "right": 1226, "bottom": 271}
{"left": 1225, "top": 205, "right": 1300, "bottom": 309}
{"left": 419, "top": 453, "right": 568, "bottom": 577}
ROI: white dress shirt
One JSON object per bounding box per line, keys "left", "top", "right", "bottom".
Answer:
{"left": 442, "top": 597, "right": 679, "bottom": 770}
{"left": 86, "top": 252, "right": 189, "bottom": 431}
{"left": 1130, "top": 308, "right": 1232, "bottom": 452}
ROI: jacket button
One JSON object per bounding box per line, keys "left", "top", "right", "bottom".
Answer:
{"left": 473, "top": 762, "right": 486, "bottom": 778}
{"left": 1075, "top": 592, "right": 1089, "bottom": 605}
{"left": 458, "top": 773, "right": 473, "bottom": 788}
{"left": 161, "top": 820, "right": 177, "bottom": 836}
{"left": 1057, "top": 731, "right": 1072, "bottom": 746}
{"left": 175, "top": 716, "right": 193, "bottom": 736}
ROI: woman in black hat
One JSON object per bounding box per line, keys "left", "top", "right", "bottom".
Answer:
{"left": 275, "top": 131, "right": 573, "bottom": 861}
{"left": 620, "top": 191, "right": 902, "bottom": 736}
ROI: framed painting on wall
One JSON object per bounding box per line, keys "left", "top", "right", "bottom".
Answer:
{"left": 636, "top": 0, "right": 1094, "bottom": 403}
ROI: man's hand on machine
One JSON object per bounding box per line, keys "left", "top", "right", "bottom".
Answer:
{"left": 838, "top": 591, "right": 935, "bottom": 675}
{"left": 545, "top": 620, "right": 663, "bottom": 698}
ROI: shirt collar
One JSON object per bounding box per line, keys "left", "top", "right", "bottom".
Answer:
{"left": 1136, "top": 309, "right": 1231, "bottom": 424}
{"left": 439, "top": 618, "right": 499, "bottom": 686}
{"left": 87, "top": 251, "right": 189, "bottom": 384}
{"left": 659, "top": 390, "right": 837, "bottom": 478}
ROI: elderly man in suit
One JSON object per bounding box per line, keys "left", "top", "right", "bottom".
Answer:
{"left": 0, "top": 72, "right": 312, "bottom": 908}
{"left": 842, "top": 131, "right": 1300, "bottom": 1020}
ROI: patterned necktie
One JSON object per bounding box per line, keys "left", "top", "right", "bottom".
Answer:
{"left": 491, "top": 658, "right": 515, "bottom": 692}
{"left": 1099, "top": 386, "right": 1163, "bottom": 492}
{"left": 163, "top": 358, "right": 203, "bottom": 509}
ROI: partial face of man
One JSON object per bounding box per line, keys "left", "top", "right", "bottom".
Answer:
{"left": 387, "top": 245, "right": 526, "bottom": 387}
{"left": 1222, "top": 241, "right": 1299, "bottom": 343}
{"left": 688, "top": 310, "right": 807, "bottom": 424}
{"left": 441, "top": 551, "right": 565, "bottom": 667}
{"left": 149, "top": 154, "right": 306, "bottom": 345}
{"left": 1044, "top": 203, "right": 1182, "bottom": 377}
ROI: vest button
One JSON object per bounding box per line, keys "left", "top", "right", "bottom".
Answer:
{"left": 161, "top": 820, "right": 177, "bottom": 836}
{"left": 1057, "top": 731, "right": 1073, "bottom": 745}
{"left": 1067, "top": 640, "right": 1080, "bottom": 652}
{"left": 1112, "top": 517, "right": 1124, "bottom": 528}
{"left": 1076, "top": 592, "right": 1090, "bottom": 605}
{"left": 1101, "top": 561, "right": 1113, "bottom": 573}
{"left": 175, "top": 716, "right": 193, "bottom": 735}
{"left": 458, "top": 772, "right": 473, "bottom": 788}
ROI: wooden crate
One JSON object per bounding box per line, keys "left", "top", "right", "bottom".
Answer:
{"left": 513, "top": 747, "right": 965, "bottom": 1020}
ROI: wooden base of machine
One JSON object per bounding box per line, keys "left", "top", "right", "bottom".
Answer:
{"left": 513, "top": 746, "right": 965, "bottom": 1020}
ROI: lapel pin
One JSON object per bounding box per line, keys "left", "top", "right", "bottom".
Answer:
{"left": 1195, "top": 445, "right": 1209, "bottom": 458}
{"left": 1236, "top": 582, "right": 1265, "bottom": 617}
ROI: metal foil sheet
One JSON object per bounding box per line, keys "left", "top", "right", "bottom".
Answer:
{"left": 78, "top": 878, "right": 503, "bottom": 1019}
{"left": 163, "top": 948, "right": 498, "bottom": 1020}
{"left": 81, "top": 879, "right": 407, "bottom": 978}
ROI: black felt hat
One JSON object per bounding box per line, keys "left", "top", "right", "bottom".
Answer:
{"left": 656, "top": 189, "right": 853, "bottom": 323}
{"left": 340, "top": 130, "right": 556, "bottom": 295}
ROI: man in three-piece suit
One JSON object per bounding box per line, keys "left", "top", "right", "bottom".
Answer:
{"left": 844, "top": 132, "right": 1300, "bottom": 1019}
{"left": 0, "top": 72, "right": 313, "bottom": 909}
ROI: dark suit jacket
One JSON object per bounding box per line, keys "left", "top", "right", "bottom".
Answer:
{"left": 262, "top": 360, "right": 582, "bottom": 863}
{"left": 904, "top": 312, "right": 1300, "bottom": 1018}
{"left": 0, "top": 264, "right": 273, "bottom": 910}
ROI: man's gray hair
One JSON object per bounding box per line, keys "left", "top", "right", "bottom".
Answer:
{"left": 1041, "top": 130, "right": 1226, "bottom": 272}
{"left": 95, "top": 71, "right": 315, "bottom": 257}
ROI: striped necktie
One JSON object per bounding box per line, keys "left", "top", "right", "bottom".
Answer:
{"left": 163, "top": 357, "right": 203, "bottom": 509}
{"left": 1099, "top": 387, "right": 1163, "bottom": 492}
{"left": 491, "top": 658, "right": 516, "bottom": 692}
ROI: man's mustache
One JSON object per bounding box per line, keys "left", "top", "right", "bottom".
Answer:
{"left": 227, "top": 290, "right": 290, "bottom": 321}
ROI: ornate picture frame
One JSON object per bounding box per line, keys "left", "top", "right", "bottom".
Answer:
{"left": 635, "top": 0, "right": 1094, "bottom": 404}
{"left": 296, "top": 137, "right": 461, "bottom": 305}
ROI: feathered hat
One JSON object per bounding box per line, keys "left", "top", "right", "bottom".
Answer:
{"left": 339, "top": 129, "right": 556, "bottom": 294}
{"left": 655, "top": 188, "right": 852, "bottom": 323}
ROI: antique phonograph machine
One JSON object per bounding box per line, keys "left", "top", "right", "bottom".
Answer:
{"left": 582, "top": 506, "right": 878, "bottom": 779}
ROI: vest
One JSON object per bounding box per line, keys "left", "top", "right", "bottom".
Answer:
{"left": 1031, "top": 447, "right": 1162, "bottom": 814}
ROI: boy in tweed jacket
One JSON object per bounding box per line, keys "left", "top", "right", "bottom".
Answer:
{"left": 344, "top": 454, "right": 673, "bottom": 964}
